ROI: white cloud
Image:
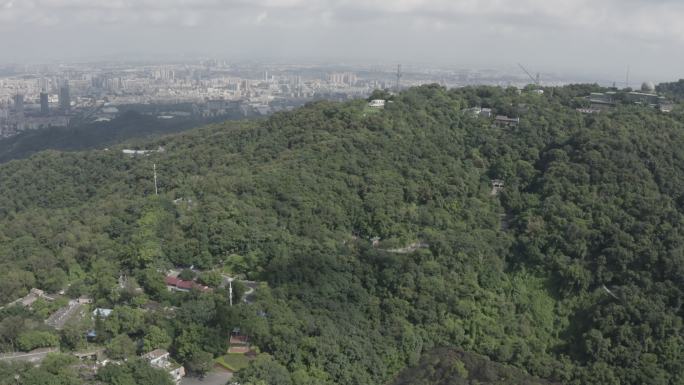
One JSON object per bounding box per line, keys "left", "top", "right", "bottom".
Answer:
{"left": 255, "top": 11, "right": 268, "bottom": 25}
{"left": 2, "top": 0, "right": 683, "bottom": 42}
{"left": 0, "top": 0, "right": 682, "bottom": 80}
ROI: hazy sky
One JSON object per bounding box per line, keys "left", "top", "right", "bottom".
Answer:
{"left": 1, "top": 0, "right": 683, "bottom": 82}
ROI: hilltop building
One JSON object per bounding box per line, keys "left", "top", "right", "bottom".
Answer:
{"left": 588, "top": 92, "right": 617, "bottom": 110}
{"left": 368, "top": 99, "right": 386, "bottom": 109}
{"left": 494, "top": 115, "right": 519, "bottom": 128}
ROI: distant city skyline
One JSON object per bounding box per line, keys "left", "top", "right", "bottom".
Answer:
{"left": 0, "top": 58, "right": 608, "bottom": 139}
{"left": 1, "top": 0, "right": 683, "bottom": 83}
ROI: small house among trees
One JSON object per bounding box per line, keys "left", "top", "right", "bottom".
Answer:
{"left": 493, "top": 115, "right": 519, "bottom": 128}
{"left": 164, "top": 276, "right": 211, "bottom": 293}
{"left": 143, "top": 349, "right": 186, "bottom": 384}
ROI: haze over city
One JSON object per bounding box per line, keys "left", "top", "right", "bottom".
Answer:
{"left": 2, "top": 0, "right": 684, "bottom": 82}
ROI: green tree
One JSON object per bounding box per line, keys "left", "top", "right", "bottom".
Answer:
{"left": 178, "top": 269, "right": 196, "bottom": 281}
{"left": 16, "top": 331, "right": 59, "bottom": 351}
{"left": 60, "top": 321, "right": 88, "bottom": 351}
{"left": 198, "top": 271, "right": 222, "bottom": 287}
{"left": 173, "top": 325, "right": 203, "bottom": 363}
{"left": 143, "top": 325, "right": 172, "bottom": 353}
{"left": 235, "top": 355, "right": 292, "bottom": 385}
{"left": 186, "top": 350, "right": 214, "bottom": 377}
{"left": 97, "top": 359, "right": 174, "bottom": 385}
{"left": 106, "top": 306, "right": 145, "bottom": 336}
{"left": 106, "top": 334, "right": 136, "bottom": 360}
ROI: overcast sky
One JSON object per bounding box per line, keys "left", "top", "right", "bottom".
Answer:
{"left": 1, "top": 0, "right": 683, "bottom": 82}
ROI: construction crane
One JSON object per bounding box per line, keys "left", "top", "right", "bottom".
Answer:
{"left": 517, "top": 63, "right": 541, "bottom": 86}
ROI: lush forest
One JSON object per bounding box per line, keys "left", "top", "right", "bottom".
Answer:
{"left": 391, "top": 348, "right": 555, "bottom": 385}
{"left": 1, "top": 83, "right": 684, "bottom": 384}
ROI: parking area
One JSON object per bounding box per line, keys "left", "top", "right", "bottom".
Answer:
{"left": 180, "top": 367, "right": 233, "bottom": 385}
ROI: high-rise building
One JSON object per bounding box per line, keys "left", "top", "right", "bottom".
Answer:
{"left": 38, "top": 78, "right": 50, "bottom": 92}
{"left": 59, "top": 83, "right": 70, "bottom": 112}
{"left": 13, "top": 94, "right": 24, "bottom": 117}
{"left": 327, "top": 72, "right": 356, "bottom": 86}
{"left": 40, "top": 92, "right": 49, "bottom": 115}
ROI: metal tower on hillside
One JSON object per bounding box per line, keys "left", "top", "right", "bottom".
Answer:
{"left": 153, "top": 163, "right": 158, "bottom": 195}
{"left": 625, "top": 65, "right": 631, "bottom": 89}
{"left": 518, "top": 63, "right": 541, "bottom": 86}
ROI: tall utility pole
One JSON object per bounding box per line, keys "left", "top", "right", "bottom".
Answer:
{"left": 229, "top": 280, "right": 233, "bottom": 307}
{"left": 395, "top": 64, "right": 403, "bottom": 92}
{"left": 153, "top": 163, "right": 158, "bottom": 195}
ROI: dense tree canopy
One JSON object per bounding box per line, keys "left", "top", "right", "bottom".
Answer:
{"left": 1, "top": 84, "right": 684, "bottom": 384}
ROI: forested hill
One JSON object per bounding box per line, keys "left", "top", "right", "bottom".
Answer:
{"left": 2, "top": 84, "right": 684, "bottom": 385}
{"left": 392, "top": 348, "right": 556, "bottom": 385}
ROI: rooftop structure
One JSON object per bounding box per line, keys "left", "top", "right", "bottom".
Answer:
{"left": 143, "top": 349, "right": 185, "bottom": 384}
{"left": 491, "top": 179, "right": 505, "bottom": 196}
{"left": 3, "top": 288, "right": 55, "bottom": 309}
{"left": 164, "top": 276, "right": 211, "bottom": 293}
{"left": 625, "top": 91, "right": 660, "bottom": 106}
{"left": 577, "top": 108, "right": 602, "bottom": 114}
{"left": 641, "top": 81, "right": 656, "bottom": 93}
{"left": 660, "top": 103, "right": 674, "bottom": 113}
{"left": 121, "top": 146, "right": 165, "bottom": 156}
{"left": 493, "top": 115, "right": 520, "bottom": 127}
{"left": 587, "top": 92, "right": 617, "bottom": 110}
{"left": 368, "top": 99, "right": 386, "bottom": 109}
{"left": 92, "top": 308, "right": 113, "bottom": 318}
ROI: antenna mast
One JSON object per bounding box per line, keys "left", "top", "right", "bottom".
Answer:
{"left": 153, "top": 163, "right": 158, "bottom": 195}
{"left": 625, "top": 65, "right": 630, "bottom": 89}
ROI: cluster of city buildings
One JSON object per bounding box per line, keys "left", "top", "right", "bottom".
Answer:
{"left": 0, "top": 62, "right": 381, "bottom": 138}
{"left": 0, "top": 80, "right": 72, "bottom": 137}
{"left": 0, "top": 60, "right": 583, "bottom": 139}
{"left": 4, "top": 60, "right": 665, "bottom": 140}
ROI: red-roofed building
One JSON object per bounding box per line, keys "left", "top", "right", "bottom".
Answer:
{"left": 165, "top": 276, "right": 211, "bottom": 293}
